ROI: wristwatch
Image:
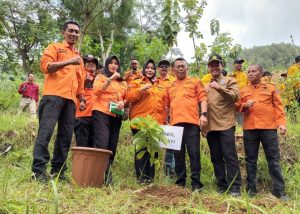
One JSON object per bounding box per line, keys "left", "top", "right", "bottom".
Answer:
{"left": 200, "top": 112, "right": 208, "bottom": 117}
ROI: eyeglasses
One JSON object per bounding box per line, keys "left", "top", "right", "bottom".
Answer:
{"left": 159, "top": 65, "right": 170, "bottom": 69}
{"left": 174, "top": 65, "right": 187, "bottom": 69}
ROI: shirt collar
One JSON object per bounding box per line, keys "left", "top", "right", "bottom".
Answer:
{"left": 62, "top": 40, "right": 79, "bottom": 53}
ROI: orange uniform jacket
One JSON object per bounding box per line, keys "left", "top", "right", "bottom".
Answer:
{"left": 92, "top": 74, "right": 127, "bottom": 117}
{"left": 76, "top": 71, "right": 95, "bottom": 118}
{"left": 157, "top": 75, "right": 176, "bottom": 89}
{"left": 40, "top": 41, "right": 85, "bottom": 103}
{"left": 237, "top": 82, "right": 286, "bottom": 130}
{"left": 165, "top": 77, "right": 207, "bottom": 126}
{"left": 123, "top": 70, "right": 143, "bottom": 84}
{"left": 126, "top": 77, "right": 166, "bottom": 124}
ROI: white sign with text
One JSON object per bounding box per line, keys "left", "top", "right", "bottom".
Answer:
{"left": 159, "top": 125, "right": 184, "bottom": 150}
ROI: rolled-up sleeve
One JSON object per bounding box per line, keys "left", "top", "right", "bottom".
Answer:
{"left": 40, "top": 43, "right": 57, "bottom": 74}
{"left": 197, "top": 80, "right": 207, "bottom": 102}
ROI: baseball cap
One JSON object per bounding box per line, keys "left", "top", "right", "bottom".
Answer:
{"left": 234, "top": 58, "right": 245, "bottom": 64}
{"left": 83, "top": 54, "right": 99, "bottom": 67}
{"left": 262, "top": 71, "right": 272, "bottom": 77}
{"left": 208, "top": 54, "right": 222, "bottom": 64}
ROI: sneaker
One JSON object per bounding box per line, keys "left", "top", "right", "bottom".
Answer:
{"left": 217, "top": 187, "right": 227, "bottom": 194}
{"left": 50, "top": 172, "right": 67, "bottom": 181}
{"left": 272, "top": 190, "right": 289, "bottom": 201}
{"left": 247, "top": 189, "right": 257, "bottom": 197}
{"left": 230, "top": 191, "right": 241, "bottom": 197}
{"left": 192, "top": 184, "right": 204, "bottom": 192}
{"left": 31, "top": 173, "right": 49, "bottom": 183}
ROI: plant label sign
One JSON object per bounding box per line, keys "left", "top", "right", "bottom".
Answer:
{"left": 159, "top": 125, "right": 184, "bottom": 150}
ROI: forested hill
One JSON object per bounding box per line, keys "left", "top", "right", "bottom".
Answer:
{"left": 240, "top": 43, "right": 300, "bottom": 71}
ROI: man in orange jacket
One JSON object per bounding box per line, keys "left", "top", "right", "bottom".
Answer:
{"left": 165, "top": 58, "right": 208, "bottom": 191}
{"left": 32, "top": 20, "right": 86, "bottom": 182}
{"left": 123, "top": 58, "right": 142, "bottom": 84}
{"left": 237, "top": 64, "right": 288, "bottom": 200}
{"left": 157, "top": 59, "right": 176, "bottom": 177}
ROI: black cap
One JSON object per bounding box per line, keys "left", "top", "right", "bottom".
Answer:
{"left": 262, "top": 71, "right": 272, "bottom": 77}
{"left": 208, "top": 54, "right": 222, "bottom": 64}
{"left": 234, "top": 58, "right": 245, "bottom": 64}
{"left": 83, "top": 54, "right": 99, "bottom": 68}
{"left": 281, "top": 72, "right": 287, "bottom": 77}
{"left": 295, "top": 55, "right": 300, "bottom": 63}
{"left": 158, "top": 59, "right": 170, "bottom": 67}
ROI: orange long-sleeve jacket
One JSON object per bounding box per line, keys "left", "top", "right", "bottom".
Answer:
{"left": 236, "top": 82, "right": 286, "bottom": 130}
{"left": 126, "top": 77, "right": 166, "bottom": 124}
{"left": 76, "top": 70, "right": 95, "bottom": 118}
{"left": 40, "top": 41, "right": 85, "bottom": 103}
{"left": 165, "top": 77, "right": 207, "bottom": 126}
{"left": 123, "top": 70, "right": 143, "bottom": 84}
{"left": 157, "top": 75, "right": 175, "bottom": 89}
{"left": 92, "top": 74, "right": 127, "bottom": 117}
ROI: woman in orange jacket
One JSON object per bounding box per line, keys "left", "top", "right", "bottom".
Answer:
{"left": 92, "top": 55, "right": 127, "bottom": 183}
{"left": 126, "top": 59, "right": 166, "bottom": 183}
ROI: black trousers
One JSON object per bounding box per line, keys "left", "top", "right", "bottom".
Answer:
{"left": 92, "top": 111, "right": 122, "bottom": 170}
{"left": 74, "top": 116, "right": 93, "bottom": 147}
{"left": 174, "top": 123, "right": 202, "bottom": 189}
{"left": 207, "top": 127, "right": 242, "bottom": 192}
{"left": 32, "top": 96, "right": 75, "bottom": 176}
{"left": 244, "top": 129, "right": 285, "bottom": 193}
{"left": 132, "top": 129, "right": 156, "bottom": 182}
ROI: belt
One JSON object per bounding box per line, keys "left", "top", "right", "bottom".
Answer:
{"left": 22, "top": 96, "right": 33, "bottom": 99}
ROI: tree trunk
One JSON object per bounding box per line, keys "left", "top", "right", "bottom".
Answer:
{"left": 20, "top": 49, "right": 31, "bottom": 75}
{"left": 192, "top": 36, "right": 199, "bottom": 68}
{"left": 99, "top": 30, "right": 115, "bottom": 65}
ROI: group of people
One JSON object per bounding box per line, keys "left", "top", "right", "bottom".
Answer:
{"left": 25, "top": 20, "right": 293, "bottom": 200}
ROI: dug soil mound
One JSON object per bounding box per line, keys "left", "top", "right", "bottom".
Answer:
{"left": 134, "top": 185, "right": 190, "bottom": 206}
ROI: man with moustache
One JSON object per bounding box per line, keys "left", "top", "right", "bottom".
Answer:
{"left": 165, "top": 58, "right": 208, "bottom": 191}
{"left": 203, "top": 54, "right": 242, "bottom": 196}
{"left": 157, "top": 59, "right": 176, "bottom": 177}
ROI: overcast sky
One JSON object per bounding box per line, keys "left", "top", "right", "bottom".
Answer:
{"left": 177, "top": 0, "right": 300, "bottom": 61}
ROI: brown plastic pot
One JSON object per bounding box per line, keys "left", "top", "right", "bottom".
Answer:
{"left": 71, "top": 147, "right": 112, "bottom": 187}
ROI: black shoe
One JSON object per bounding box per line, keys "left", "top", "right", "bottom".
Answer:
{"left": 138, "top": 179, "right": 153, "bottom": 185}
{"left": 247, "top": 189, "right": 257, "bottom": 197}
{"left": 217, "top": 187, "right": 227, "bottom": 194}
{"left": 31, "top": 173, "right": 49, "bottom": 183}
{"left": 272, "top": 190, "right": 289, "bottom": 200}
{"left": 192, "top": 183, "right": 204, "bottom": 192}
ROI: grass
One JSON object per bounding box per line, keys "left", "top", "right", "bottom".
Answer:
{"left": 0, "top": 111, "right": 300, "bottom": 213}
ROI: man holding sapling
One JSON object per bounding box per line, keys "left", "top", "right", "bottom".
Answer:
{"left": 165, "top": 57, "right": 208, "bottom": 191}
{"left": 237, "top": 64, "right": 288, "bottom": 200}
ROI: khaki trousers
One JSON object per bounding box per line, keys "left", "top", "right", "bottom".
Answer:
{"left": 18, "top": 97, "right": 36, "bottom": 118}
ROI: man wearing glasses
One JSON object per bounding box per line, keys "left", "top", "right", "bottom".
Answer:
{"left": 165, "top": 58, "right": 208, "bottom": 191}
{"left": 157, "top": 59, "right": 176, "bottom": 177}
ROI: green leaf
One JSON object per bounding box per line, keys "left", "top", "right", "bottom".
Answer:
{"left": 136, "top": 150, "right": 146, "bottom": 160}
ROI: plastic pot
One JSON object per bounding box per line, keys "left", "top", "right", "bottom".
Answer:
{"left": 71, "top": 147, "right": 112, "bottom": 187}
